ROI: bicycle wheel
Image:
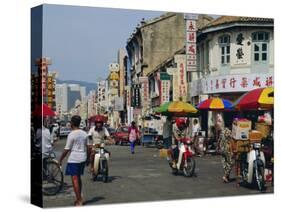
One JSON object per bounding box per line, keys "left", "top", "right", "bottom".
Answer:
{"left": 42, "top": 160, "right": 64, "bottom": 196}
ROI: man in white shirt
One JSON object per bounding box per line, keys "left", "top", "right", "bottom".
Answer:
{"left": 87, "top": 115, "right": 112, "bottom": 172}
{"left": 59, "top": 115, "right": 91, "bottom": 206}
{"left": 36, "top": 118, "right": 54, "bottom": 154}
{"left": 163, "top": 116, "right": 173, "bottom": 149}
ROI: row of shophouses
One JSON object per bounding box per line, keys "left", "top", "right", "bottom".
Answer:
{"left": 97, "top": 13, "right": 274, "bottom": 131}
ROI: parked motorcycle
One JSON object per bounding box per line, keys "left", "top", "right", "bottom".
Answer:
{"left": 239, "top": 141, "right": 266, "bottom": 192}
{"left": 168, "top": 138, "right": 196, "bottom": 177}
{"left": 154, "top": 135, "right": 164, "bottom": 149}
{"left": 193, "top": 131, "right": 206, "bottom": 156}
{"left": 91, "top": 143, "right": 110, "bottom": 183}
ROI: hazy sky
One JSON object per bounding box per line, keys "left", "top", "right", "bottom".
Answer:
{"left": 41, "top": 4, "right": 164, "bottom": 83}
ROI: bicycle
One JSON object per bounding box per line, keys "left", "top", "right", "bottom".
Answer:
{"left": 42, "top": 151, "right": 64, "bottom": 195}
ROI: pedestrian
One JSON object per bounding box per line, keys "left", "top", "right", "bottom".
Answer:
{"left": 59, "top": 115, "right": 91, "bottom": 206}
{"left": 138, "top": 125, "right": 142, "bottom": 145}
{"left": 215, "top": 113, "right": 224, "bottom": 152}
{"left": 192, "top": 119, "right": 201, "bottom": 155}
{"left": 128, "top": 121, "right": 139, "bottom": 154}
{"left": 38, "top": 117, "right": 54, "bottom": 155}
{"left": 163, "top": 116, "right": 173, "bottom": 149}
{"left": 218, "top": 127, "right": 233, "bottom": 183}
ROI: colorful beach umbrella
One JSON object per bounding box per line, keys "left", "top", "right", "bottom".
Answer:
{"left": 233, "top": 87, "right": 274, "bottom": 110}
{"left": 154, "top": 101, "right": 198, "bottom": 117}
{"left": 197, "top": 98, "right": 233, "bottom": 110}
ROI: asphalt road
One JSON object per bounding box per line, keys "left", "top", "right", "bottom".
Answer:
{"left": 43, "top": 138, "right": 273, "bottom": 208}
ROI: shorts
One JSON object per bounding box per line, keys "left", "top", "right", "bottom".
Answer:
{"left": 65, "top": 162, "right": 86, "bottom": 176}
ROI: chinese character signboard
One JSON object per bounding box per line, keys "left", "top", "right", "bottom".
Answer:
{"left": 201, "top": 73, "right": 274, "bottom": 94}
{"left": 139, "top": 77, "right": 149, "bottom": 107}
{"left": 235, "top": 32, "right": 246, "bottom": 64}
{"left": 160, "top": 73, "right": 171, "bottom": 104}
{"left": 113, "top": 96, "right": 124, "bottom": 111}
{"left": 174, "top": 55, "right": 188, "bottom": 101}
{"left": 185, "top": 14, "right": 198, "bottom": 73}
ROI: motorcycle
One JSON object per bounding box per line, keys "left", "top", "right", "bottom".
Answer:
{"left": 239, "top": 141, "right": 266, "bottom": 192}
{"left": 154, "top": 135, "right": 164, "bottom": 149}
{"left": 193, "top": 131, "right": 206, "bottom": 156}
{"left": 91, "top": 143, "right": 110, "bottom": 183}
{"left": 168, "top": 138, "right": 196, "bottom": 177}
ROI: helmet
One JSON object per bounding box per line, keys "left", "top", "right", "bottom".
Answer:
{"left": 176, "top": 118, "right": 186, "bottom": 128}
{"left": 94, "top": 115, "right": 104, "bottom": 123}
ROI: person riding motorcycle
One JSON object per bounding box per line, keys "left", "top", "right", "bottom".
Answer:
{"left": 87, "top": 115, "right": 112, "bottom": 174}
{"left": 170, "top": 118, "right": 190, "bottom": 168}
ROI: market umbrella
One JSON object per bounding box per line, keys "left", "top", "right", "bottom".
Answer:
{"left": 232, "top": 87, "right": 274, "bottom": 110}
{"left": 32, "top": 103, "right": 56, "bottom": 117}
{"left": 154, "top": 100, "right": 198, "bottom": 117}
{"left": 197, "top": 97, "right": 233, "bottom": 110}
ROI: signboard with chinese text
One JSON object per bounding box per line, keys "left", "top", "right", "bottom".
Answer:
{"left": 185, "top": 17, "right": 198, "bottom": 73}
{"left": 160, "top": 80, "right": 170, "bottom": 103}
{"left": 190, "top": 73, "right": 274, "bottom": 96}
{"left": 113, "top": 97, "right": 124, "bottom": 111}
{"left": 170, "top": 55, "right": 188, "bottom": 102}
{"left": 139, "top": 77, "right": 149, "bottom": 107}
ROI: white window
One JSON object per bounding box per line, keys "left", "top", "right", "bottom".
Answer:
{"left": 252, "top": 32, "right": 269, "bottom": 62}
{"left": 219, "top": 35, "right": 230, "bottom": 65}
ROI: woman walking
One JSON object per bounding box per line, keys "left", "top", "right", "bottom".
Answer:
{"left": 218, "top": 127, "right": 233, "bottom": 183}
{"left": 128, "top": 121, "right": 139, "bottom": 154}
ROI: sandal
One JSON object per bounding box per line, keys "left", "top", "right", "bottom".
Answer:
{"left": 74, "top": 200, "right": 83, "bottom": 206}
{"left": 222, "top": 176, "right": 229, "bottom": 183}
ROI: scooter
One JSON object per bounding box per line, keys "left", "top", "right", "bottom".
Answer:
{"left": 154, "top": 135, "right": 164, "bottom": 149}
{"left": 91, "top": 143, "right": 110, "bottom": 183}
{"left": 168, "top": 138, "right": 196, "bottom": 177}
{"left": 193, "top": 131, "right": 206, "bottom": 156}
{"left": 239, "top": 141, "right": 266, "bottom": 192}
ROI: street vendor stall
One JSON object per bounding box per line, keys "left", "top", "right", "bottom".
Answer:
{"left": 196, "top": 97, "right": 234, "bottom": 154}
{"left": 231, "top": 87, "right": 274, "bottom": 190}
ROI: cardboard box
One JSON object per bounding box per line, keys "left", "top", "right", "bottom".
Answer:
{"left": 255, "top": 122, "right": 271, "bottom": 138}
{"left": 232, "top": 119, "right": 252, "bottom": 140}
{"left": 249, "top": 130, "right": 263, "bottom": 143}
{"left": 159, "top": 149, "right": 169, "bottom": 158}
{"left": 231, "top": 139, "right": 250, "bottom": 153}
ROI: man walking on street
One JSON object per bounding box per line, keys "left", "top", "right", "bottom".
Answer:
{"left": 163, "top": 116, "right": 173, "bottom": 149}
{"left": 59, "top": 115, "right": 91, "bottom": 206}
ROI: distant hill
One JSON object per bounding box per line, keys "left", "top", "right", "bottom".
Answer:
{"left": 56, "top": 79, "right": 97, "bottom": 94}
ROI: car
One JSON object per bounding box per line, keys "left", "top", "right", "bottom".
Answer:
{"left": 60, "top": 127, "right": 71, "bottom": 137}
{"left": 106, "top": 127, "right": 116, "bottom": 136}
{"left": 112, "top": 126, "right": 129, "bottom": 145}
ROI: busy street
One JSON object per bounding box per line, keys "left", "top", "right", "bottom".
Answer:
{"left": 30, "top": 4, "right": 274, "bottom": 208}
{"left": 43, "top": 137, "right": 273, "bottom": 207}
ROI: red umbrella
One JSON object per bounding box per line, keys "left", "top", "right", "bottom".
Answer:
{"left": 32, "top": 103, "right": 56, "bottom": 117}
{"left": 232, "top": 87, "right": 274, "bottom": 110}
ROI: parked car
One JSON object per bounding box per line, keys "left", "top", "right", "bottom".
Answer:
{"left": 112, "top": 126, "right": 129, "bottom": 145}
{"left": 106, "top": 127, "right": 116, "bottom": 136}
{"left": 60, "top": 127, "right": 71, "bottom": 137}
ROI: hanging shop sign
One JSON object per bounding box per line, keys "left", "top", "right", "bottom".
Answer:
{"left": 190, "top": 73, "right": 274, "bottom": 96}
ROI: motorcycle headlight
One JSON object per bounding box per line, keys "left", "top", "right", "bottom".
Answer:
{"left": 253, "top": 143, "right": 261, "bottom": 149}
